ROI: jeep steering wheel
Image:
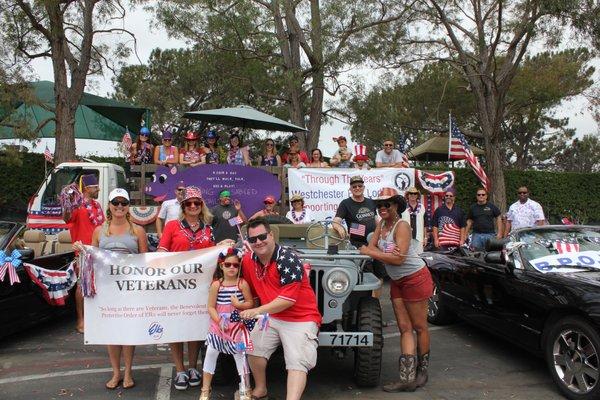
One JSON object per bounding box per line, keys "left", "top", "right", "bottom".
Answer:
{"left": 306, "top": 220, "right": 346, "bottom": 249}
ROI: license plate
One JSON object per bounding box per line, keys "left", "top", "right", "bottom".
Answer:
{"left": 318, "top": 332, "right": 373, "bottom": 347}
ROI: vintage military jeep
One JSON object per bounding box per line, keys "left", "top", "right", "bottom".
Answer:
{"left": 271, "top": 220, "right": 383, "bottom": 387}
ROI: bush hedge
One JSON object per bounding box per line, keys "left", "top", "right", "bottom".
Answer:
{"left": 1, "top": 153, "right": 598, "bottom": 224}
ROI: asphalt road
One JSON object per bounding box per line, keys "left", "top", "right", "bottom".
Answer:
{"left": 0, "top": 287, "right": 566, "bottom": 400}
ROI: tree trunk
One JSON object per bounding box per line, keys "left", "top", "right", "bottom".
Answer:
{"left": 306, "top": 0, "right": 324, "bottom": 151}
{"left": 484, "top": 134, "right": 507, "bottom": 211}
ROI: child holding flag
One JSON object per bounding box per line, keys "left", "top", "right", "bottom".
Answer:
{"left": 200, "top": 248, "right": 255, "bottom": 400}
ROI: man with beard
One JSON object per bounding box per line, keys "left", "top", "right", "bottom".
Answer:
{"left": 63, "top": 174, "right": 104, "bottom": 333}
{"left": 432, "top": 188, "right": 466, "bottom": 250}
{"left": 210, "top": 189, "right": 247, "bottom": 242}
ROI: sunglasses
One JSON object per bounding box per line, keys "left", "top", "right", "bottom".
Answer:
{"left": 408, "top": 192, "right": 419, "bottom": 195}
{"left": 266, "top": 143, "right": 274, "bottom": 146}
{"left": 376, "top": 202, "right": 391, "bottom": 209}
{"left": 445, "top": 195, "right": 455, "bottom": 198}
{"left": 264, "top": 201, "right": 275, "bottom": 205}
{"left": 248, "top": 233, "right": 269, "bottom": 243}
{"left": 163, "top": 138, "right": 172, "bottom": 141}
{"left": 110, "top": 199, "right": 130, "bottom": 207}
{"left": 351, "top": 184, "right": 364, "bottom": 189}
{"left": 222, "top": 262, "right": 240, "bottom": 269}
{"left": 184, "top": 201, "right": 203, "bottom": 208}
{"left": 384, "top": 143, "right": 394, "bottom": 147}
{"left": 518, "top": 191, "right": 528, "bottom": 194}
{"left": 176, "top": 188, "right": 185, "bottom": 192}
{"left": 477, "top": 193, "right": 487, "bottom": 196}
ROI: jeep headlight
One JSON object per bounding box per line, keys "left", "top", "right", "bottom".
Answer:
{"left": 325, "top": 270, "right": 350, "bottom": 296}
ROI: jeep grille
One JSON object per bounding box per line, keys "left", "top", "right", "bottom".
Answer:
{"left": 309, "top": 268, "right": 325, "bottom": 316}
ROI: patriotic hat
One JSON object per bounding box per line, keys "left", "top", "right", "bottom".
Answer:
{"left": 162, "top": 130, "right": 173, "bottom": 140}
{"left": 264, "top": 195, "right": 276, "bottom": 204}
{"left": 184, "top": 130, "right": 199, "bottom": 140}
{"left": 354, "top": 144, "right": 369, "bottom": 161}
{"left": 81, "top": 174, "right": 98, "bottom": 187}
{"left": 181, "top": 186, "right": 203, "bottom": 203}
{"left": 207, "top": 130, "right": 218, "bottom": 139}
{"left": 218, "top": 247, "right": 243, "bottom": 262}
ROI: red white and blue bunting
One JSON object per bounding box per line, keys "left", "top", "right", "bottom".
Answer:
{"left": 416, "top": 170, "right": 455, "bottom": 194}
{"left": 24, "top": 262, "right": 77, "bottom": 306}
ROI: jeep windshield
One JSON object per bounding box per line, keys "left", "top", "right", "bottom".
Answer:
{"left": 516, "top": 228, "right": 600, "bottom": 273}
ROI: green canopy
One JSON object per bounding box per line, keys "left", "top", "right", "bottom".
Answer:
{"left": 0, "top": 81, "right": 149, "bottom": 141}
{"left": 409, "top": 135, "right": 484, "bottom": 161}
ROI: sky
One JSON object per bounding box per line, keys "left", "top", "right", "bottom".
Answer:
{"left": 6, "top": 4, "right": 599, "bottom": 159}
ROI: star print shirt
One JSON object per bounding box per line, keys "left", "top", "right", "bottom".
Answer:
{"left": 242, "top": 245, "right": 321, "bottom": 325}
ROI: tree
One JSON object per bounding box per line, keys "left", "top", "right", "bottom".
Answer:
{"left": 146, "top": 0, "right": 412, "bottom": 151}
{"left": 1, "top": 0, "right": 135, "bottom": 164}
{"left": 113, "top": 47, "right": 288, "bottom": 133}
{"left": 346, "top": 50, "right": 594, "bottom": 169}
{"left": 554, "top": 134, "right": 600, "bottom": 173}
{"left": 370, "top": 0, "right": 600, "bottom": 209}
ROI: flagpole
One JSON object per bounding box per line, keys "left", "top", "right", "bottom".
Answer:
{"left": 448, "top": 111, "right": 452, "bottom": 168}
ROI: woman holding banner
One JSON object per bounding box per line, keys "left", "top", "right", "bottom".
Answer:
{"left": 157, "top": 186, "right": 235, "bottom": 391}
{"left": 90, "top": 188, "right": 148, "bottom": 390}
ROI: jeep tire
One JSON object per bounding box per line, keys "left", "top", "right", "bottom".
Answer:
{"left": 353, "top": 296, "right": 383, "bottom": 387}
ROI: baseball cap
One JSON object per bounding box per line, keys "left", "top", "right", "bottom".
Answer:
{"left": 349, "top": 176, "right": 364, "bottom": 185}
{"left": 176, "top": 180, "right": 186, "bottom": 190}
{"left": 264, "top": 195, "right": 276, "bottom": 204}
{"left": 109, "top": 188, "right": 130, "bottom": 202}
{"left": 162, "top": 130, "right": 173, "bottom": 140}
{"left": 207, "top": 130, "right": 218, "bottom": 139}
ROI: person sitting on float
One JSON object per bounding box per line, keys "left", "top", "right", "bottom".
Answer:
{"left": 202, "top": 129, "right": 223, "bottom": 164}
{"left": 226, "top": 130, "right": 251, "bottom": 166}
{"left": 283, "top": 152, "right": 306, "bottom": 169}
{"left": 307, "top": 148, "right": 329, "bottom": 167}
{"left": 130, "top": 127, "right": 154, "bottom": 165}
{"left": 329, "top": 136, "right": 353, "bottom": 167}
{"left": 179, "top": 130, "right": 204, "bottom": 167}
{"left": 285, "top": 194, "right": 313, "bottom": 224}
{"left": 154, "top": 130, "right": 179, "bottom": 166}
{"left": 257, "top": 138, "right": 281, "bottom": 166}
{"left": 250, "top": 195, "right": 280, "bottom": 220}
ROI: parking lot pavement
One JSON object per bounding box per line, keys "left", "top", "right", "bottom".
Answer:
{"left": 0, "top": 293, "right": 565, "bottom": 400}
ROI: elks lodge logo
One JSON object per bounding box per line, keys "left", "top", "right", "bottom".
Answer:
{"left": 148, "top": 322, "right": 164, "bottom": 340}
{"left": 394, "top": 172, "right": 411, "bottom": 191}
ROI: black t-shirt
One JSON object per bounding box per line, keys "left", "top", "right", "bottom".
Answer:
{"left": 467, "top": 202, "right": 501, "bottom": 233}
{"left": 210, "top": 204, "right": 240, "bottom": 242}
{"left": 335, "top": 197, "right": 377, "bottom": 246}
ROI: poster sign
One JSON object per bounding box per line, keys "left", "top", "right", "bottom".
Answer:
{"left": 84, "top": 246, "right": 223, "bottom": 345}
{"left": 530, "top": 250, "right": 600, "bottom": 273}
{"left": 287, "top": 168, "right": 415, "bottom": 221}
{"left": 145, "top": 165, "right": 282, "bottom": 216}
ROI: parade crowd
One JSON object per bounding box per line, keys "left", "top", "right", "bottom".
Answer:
{"left": 64, "top": 128, "right": 548, "bottom": 399}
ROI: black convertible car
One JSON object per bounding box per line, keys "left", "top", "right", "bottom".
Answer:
{"left": 426, "top": 225, "right": 600, "bottom": 400}
{"left": 0, "top": 221, "right": 75, "bottom": 338}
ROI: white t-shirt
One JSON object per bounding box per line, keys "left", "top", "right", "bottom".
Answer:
{"left": 375, "top": 149, "right": 404, "bottom": 165}
{"left": 286, "top": 208, "right": 314, "bottom": 224}
{"left": 158, "top": 199, "right": 181, "bottom": 223}
{"left": 507, "top": 199, "right": 545, "bottom": 231}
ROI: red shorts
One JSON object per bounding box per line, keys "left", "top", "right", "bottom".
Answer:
{"left": 390, "top": 267, "right": 433, "bottom": 302}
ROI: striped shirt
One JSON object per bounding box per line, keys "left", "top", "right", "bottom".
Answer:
{"left": 216, "top": 283, "right": 244, "bottom": 305}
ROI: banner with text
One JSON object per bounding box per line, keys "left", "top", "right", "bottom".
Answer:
{"left": 288, "top": 168, "right": 415, "bottom": 221}
{"left": 84, "top": 246, "right": 222, "bottom": 345}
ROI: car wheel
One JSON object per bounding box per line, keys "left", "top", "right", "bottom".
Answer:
{"left": 353, "top": 296, "right": 383, "bottom": 387}
{"left": 427, "top": 277, "right": 455, "bottom": 325}
{"left": 545, "top": 316, "right": 600, "bottom": 400}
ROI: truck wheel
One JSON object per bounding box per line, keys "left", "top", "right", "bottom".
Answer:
{"left": 427, "top": 277, "right": 455, "bottom": 325}
{"left": 353, "top": 296, "right": 383, "bottom": 387}
{"left": 545, "top": 316, "right": 600, "bottom": 400}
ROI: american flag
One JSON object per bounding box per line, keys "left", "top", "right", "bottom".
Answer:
{"left": 228, "top": 216, "right": 243, "bottom": 226}
{"left": 383, "top": 241, "right": 396, "bottom": 253}
{"left": 44, "top": 145, "right": 54, "bottom": 163}
{"left": 554, "top": 238, "right": 580, "bottom": 254}
{"left": 122, "top": 130, "right": 133, "bottom": 150}
{"left": 449, "top": 118, "right": 489, "bottom": 190}
{"left": 275, "top": 246, "right": 304, "bottom": 286}
{"left": 438, "top": 216, "right": 461, "bottom": 246}
{"left": 349, "top": 223, "right": 366, "bottom": 237}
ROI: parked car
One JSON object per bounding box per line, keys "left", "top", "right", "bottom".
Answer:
{"left": 426, "top": 225, "right": 600, "bottom": 400}
{"left": 0, "top": 221, "right": 76, "bottom": 339}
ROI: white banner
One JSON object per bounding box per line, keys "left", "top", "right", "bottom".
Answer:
{"left": 84, "top": 246, "right": 223, "bottom": 345}
{"left": 287, "top": 168, "right": 415, "bottom": 221}
{"left": 530, "top": 250, "right": 600, "bottom": 273}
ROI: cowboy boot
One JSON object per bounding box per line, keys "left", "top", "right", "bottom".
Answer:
{"left": 416, "top": 352, "right": 430, "bottom": 388}
{"left": 382, "top": 354, "right": 417, "bottom": 392}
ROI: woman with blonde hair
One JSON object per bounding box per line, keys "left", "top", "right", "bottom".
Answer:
{"left": 157, "top": 186, "right": 235, "bottom": 391}
{"left": 257, "top": 138, "right": 281, "bottom": 166}
{"left": 90, "top": 188, "right": 148, "bottom": 390}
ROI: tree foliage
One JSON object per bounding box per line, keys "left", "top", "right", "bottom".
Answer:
{"left": 142, "top": 0, "right": 412, "bottom": 151}
{"left": 347, "top": 49, "right": 595, "bottom": 175}
{"left": 0, "top": 0, "right": 136, "bottom": 163}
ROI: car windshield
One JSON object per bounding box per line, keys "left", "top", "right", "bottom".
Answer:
{"left": 0, "top": 222, "right": 16, "bottom": 248}
{"left": 516, "top": 228, "right": 600, "bottom": 273}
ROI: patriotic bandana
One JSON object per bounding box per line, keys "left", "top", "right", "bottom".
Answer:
{"left": 85, "top": 199, "right": 105, "bottom": 226}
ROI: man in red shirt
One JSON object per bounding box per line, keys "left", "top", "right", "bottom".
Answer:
{"left": 240, "top": 217, "right": 321, "bottom": 400}
{"left": 63, "top": 174, "right": 104, "bottom": 333}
